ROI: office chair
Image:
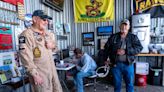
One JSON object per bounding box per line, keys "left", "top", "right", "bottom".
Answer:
{"left": 85, "top": 65, "right": 110, "bottom": 92}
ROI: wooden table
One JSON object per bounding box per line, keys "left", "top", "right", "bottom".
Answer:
{"left": 137, "top": 54, "right": 164, "bottom": 86}
{"left": 137, "top": 53, "right": 164, "bottom": 57}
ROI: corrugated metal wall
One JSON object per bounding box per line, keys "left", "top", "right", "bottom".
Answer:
{"left": 0, "top": 0, "right": 164, "bottom": 91}
{"left": 0, "top": 0, "right": 163, "bottom": 55}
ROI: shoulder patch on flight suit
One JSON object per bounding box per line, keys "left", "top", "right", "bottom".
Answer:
{"left": 33, "top": 47, "right": 41, "bottom": 58}
{"left": 19, "top": 36, "right": 26, "bottom": 44}
{"left": 19, "top": 36, "right": 26, "bottom": 50}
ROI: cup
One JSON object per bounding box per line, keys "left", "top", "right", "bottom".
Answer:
{"left": 60, "top": 60, "right": 64, "bottom": 65}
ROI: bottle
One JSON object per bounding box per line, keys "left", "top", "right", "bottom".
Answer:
{"left": 9, "top": 64, "right": 17, "bottom": 77}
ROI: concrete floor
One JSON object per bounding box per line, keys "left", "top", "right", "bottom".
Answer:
{"left": 84, "top": 84, "right": 164, "bottom": 92}
{"left": 63, "top": 80, "right": 164, "bottom": 92}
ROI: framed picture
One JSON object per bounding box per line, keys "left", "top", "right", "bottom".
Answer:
{"left": 24, "top": 14, "right": 33, "bottom": 28}
{"left": 97, "top": 26, "right": 113, "bottom": 36}
{"left": 0, "top": 52, "right": 15, "bottom": 66}
{"left": 48, "top": 20, "right": 54, "bottom": 30}
{"left": 41, "top": 0, "right": 64, "bottom": 11}
{"left": 63, "top": 23, "right": 70, "bottom": 34}
{"left": 82, "top": 32, "right": 94, "bottom": 46}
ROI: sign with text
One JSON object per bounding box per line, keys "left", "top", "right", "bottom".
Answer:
{"left": 133, "top": 0, "right": 164, "bottom": 18}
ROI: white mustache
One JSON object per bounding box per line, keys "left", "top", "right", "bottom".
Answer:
{"left": 121, "top": 30, "right": 127, "bottom": 32}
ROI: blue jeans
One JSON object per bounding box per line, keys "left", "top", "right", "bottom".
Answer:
{"left": 112, "top": 62, "right": 134, "bottom": 92}
{"left": 73, "top": 71, "right": 92, "bottom": 92}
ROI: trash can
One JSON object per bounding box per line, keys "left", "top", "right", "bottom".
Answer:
{"left": 135, "top": 62, "right": 149, "bottom": 86}
{"left": 149, "top": 67, "right": 162, "bottom": 85}
{"left": 135, "top": 74, "right": 147, "bottom": 86}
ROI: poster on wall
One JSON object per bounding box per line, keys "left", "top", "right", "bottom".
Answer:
{"left": 1, "top": 0, "right": 25, "bottom": 20}
{"left": 17, "top": 1, "right": 25, "bottom": 20}
{"left": 24, "top": 14, "right": 32, "bottom": 28}
{"left": 74, "top": 0, "right": 114, "bottom": 23}
{"left": 0, "top": 52, "right": 15, "bottom": 66}
{"left": 133, "top": 0, "right": 164, "bottom": 18}
{"left": 0, "top": 26, "right": 13, "bottom": 50}
{"left": 0, "top": 52, "right": 21, "bottom": 82}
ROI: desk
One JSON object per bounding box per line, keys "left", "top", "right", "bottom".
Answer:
{"left": 56, "top": 63, "right": 75, "bottom": 92}
{"left": 56, "top": 63, "right": 75, "bottom": 71}
{"left": 0, "top": 76, "right": 30, "bottom": 92}
{"left": 137, "top": 54, "right": 164, "bottom": 86}
{"left": 4, "top": 77, "right": 29, "bottom": 90}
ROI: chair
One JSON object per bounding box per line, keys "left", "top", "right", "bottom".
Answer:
{"left": 85, "top": 65, "right": 110, "bottom": 92}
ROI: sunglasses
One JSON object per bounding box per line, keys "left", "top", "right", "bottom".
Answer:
{"left": 38, "top": 17, "right": 48, "bottom": 21}
{"left": 42, "top": 18, "right": 48, "bottom": 21}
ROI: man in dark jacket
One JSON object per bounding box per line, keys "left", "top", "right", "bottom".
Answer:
{"left": 104, "top": 19, "right": 143, "bottom": 92}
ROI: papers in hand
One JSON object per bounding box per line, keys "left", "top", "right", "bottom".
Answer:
{"left": 56, "top": 63, "right": 69, "bottom": 68}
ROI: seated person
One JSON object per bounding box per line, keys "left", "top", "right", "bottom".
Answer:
{"left": 72, "top": 48, "right": 97, "bottom": 92}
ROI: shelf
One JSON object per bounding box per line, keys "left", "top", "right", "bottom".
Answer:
{"left": 0, "top": 7, "right": 17, "bottom": 13}
{"left": 150, "top": 35, "right": 164, "bottom": 37}
{"left": 0, "top": 20, "right": 19, "bottom": 25}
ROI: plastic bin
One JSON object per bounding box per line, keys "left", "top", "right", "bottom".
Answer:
{"left": 149, "top": 67, "right": 162, "bottom": 85}
{"left": 135, "top": 62, "right": 149, "bottom": 75}
{"left": 135, "top": 74, "right": 147, "bottom": 86}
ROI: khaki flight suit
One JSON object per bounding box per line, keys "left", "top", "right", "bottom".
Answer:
{"left": 19, "top": 28, "right": 63, "bottom": 92}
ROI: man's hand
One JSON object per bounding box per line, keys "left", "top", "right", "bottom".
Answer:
{"left": 45, "top": 40, "right": 55, "bottom": 49}
{"left": 33, "top": 74, "right": 44, "bottom": 85}
{"left": 104, "top": 61, "right": 109, "bottom": 66}
{"left": 117, "top": 49, "right": 125, "bottom": 55}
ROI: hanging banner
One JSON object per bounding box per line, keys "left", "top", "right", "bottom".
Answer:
{"left": 133, "top": 0, "right": 164, "bottom": 18}
{"left": 17, "top": 0, "right": 24, "bottom": 4}
{"left": 2, "top": 0, "right": 17, "bottom": 5}
{"left": 74, "top": 0, "right": 114, "bottom": 23}
{"left": 0, "top": 26, "right": 13, "bottom": 50}
{"left": 2, "top": 0, "right": 24, "bottom": 5}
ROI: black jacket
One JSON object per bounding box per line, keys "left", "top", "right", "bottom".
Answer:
{"left": 104, "top": 32, "right": 143, "bottom": 65}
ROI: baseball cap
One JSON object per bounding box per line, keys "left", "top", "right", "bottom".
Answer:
{"left": 121, "top": 19, "right": 130, "bottom": 25}
{"left": 32, "top": 10, "right": 52, "bottom": 20}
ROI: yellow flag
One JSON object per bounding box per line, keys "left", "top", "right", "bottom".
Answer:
{"left": 74, "top": 0, "right": 114, "bottom": 23}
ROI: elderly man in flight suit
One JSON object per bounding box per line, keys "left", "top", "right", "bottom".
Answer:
{"left": 19, "top": 10, "right": 63, "bottom": 92}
